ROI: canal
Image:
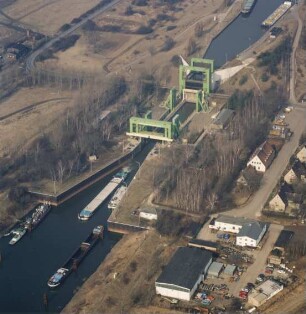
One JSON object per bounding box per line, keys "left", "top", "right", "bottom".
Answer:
{"left": 205, "top": 0, "right": 284, "bottom": 67}
{"left": 0, "top": 0, "right": 286, "bottom": 312}
{"left": 0, "top": 143, "right": 153, "bottom": 312}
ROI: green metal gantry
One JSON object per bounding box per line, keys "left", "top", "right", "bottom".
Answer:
{"left": 164, "top": 88, "right": 177, "bottom": 111}
{"left": 127, "top": 113, "right": 181, "bottom": 142}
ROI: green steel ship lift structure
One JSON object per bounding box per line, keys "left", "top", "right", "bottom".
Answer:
{"left": 127, "top": 58, "right": 214, "bottom": 142}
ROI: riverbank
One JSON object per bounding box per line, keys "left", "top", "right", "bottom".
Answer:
{"left": 62, "top": 230, "right": 181, "bottom": 314}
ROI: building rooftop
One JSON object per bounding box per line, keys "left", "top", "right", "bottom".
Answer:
{"left": 237, "top": 221, "right": 266, "bottom": 240}
{"left": 156, "top": 247, "right": 212, "bottom": 290}
{"left": 291, "top": 160, "right": 306, "bottom": 177}
{"left": 216, "top": 215, "right": 254, "bottom": 227}
{"left": 207, "top": 262, "right": 223, "bottom": 276}
{"left": 140, "top": 207, "right": 157, "bottom": 215}
{"left": 274, "top": 230, "right": 294, "bottom": 249}
{"left": 223, "top": 264, "right": 236, "bottom": 275}
{"left": 213, "top": 109, "right": 234, "bottom": 127}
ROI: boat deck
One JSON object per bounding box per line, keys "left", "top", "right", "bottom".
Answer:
{"left": 262, "top": 1, "right": 292, "bottom": 27}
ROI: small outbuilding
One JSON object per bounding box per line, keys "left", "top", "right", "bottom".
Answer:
{"left": 139, "top": 208, "right": 157, "bottom": 220}
{"left": 188, "top": 239, "right": 218, "bottom": 252}
{"left": 212, "top": 109, "right": 234, "bottom": 130}
{"left": 207, "top": 262, "right": 224, "bottom": 278}
{"left": 223, "top": 264, "right": 237, "bottom": 277}
{"left": 274, "top": 230, "right": 294, "bottom": 254}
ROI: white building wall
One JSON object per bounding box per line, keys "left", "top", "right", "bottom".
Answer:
{"left": 247, "top": 155, "right": 266, "bottom": 172}
{"left": 297, "top": 147, "right": 306, "bottom": 163}
{"left": 214, "top": 221, "right": 243, "bottom": 233}
{"left": 236, "top": 225, "right": 267, "bottom": 247}
{"left": 139, "top": 212, "right": 157, "bottom": 220}
{"left": 155, "top": 257, "right": 212, "bottom": 301}
{"left": 155, "top": 285, "right": 191, "bottom": 301}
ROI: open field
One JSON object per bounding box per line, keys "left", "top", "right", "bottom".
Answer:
{"left": 2, "top": 0, "right": 102, "bottom": 34}
{"left": 0, "top": 87, "right": 73, "bottom": 157}
{"left": 39, "top": 0, "right": 242, "bottom": 83}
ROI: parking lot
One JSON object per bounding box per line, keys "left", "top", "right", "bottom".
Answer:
{"left": 231, "top": 223, "right": 283, "bottom": 296}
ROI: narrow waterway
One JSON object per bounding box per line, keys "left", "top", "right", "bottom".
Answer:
{"left": 0, "top": 143, "right": 154, "bottom": 312}
{"left": 0, "top": 0, "right": 287, "bottom": 312}
{"left": 205, "top": 0, "right": 284, "bottom": 67}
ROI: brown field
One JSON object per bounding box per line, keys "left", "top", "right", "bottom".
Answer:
{"left": 62, "top": 230, "right": 182, "bottom": 314}
{"left": 0, "top": 87, "right": 73, "bottom": 157}
{"left": 3, "top": 0, "right": 102, "bottom": 34}
{"left": 39, "top": 0, "right": 242, "bottom": 85}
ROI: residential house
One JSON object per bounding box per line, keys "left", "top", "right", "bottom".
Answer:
{"left": 284, "top": 160, "right": 306, "bottom": 184}
{"left": 247, "top": 141, "right": 275, "bottom": 173}
{"left": 269, "top": 184, "right": 302, "bottom": 213}
{"left": 237, "top": 166, "right": 261, "bottom": 188}
{"left": 297, "top": 146, "right": 306, "bottom": 163}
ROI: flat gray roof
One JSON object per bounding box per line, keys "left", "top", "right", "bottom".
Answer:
{"left": 207, "top": 262, "right": 223, "bottom": 276}
{"left": 213, "top": 109, "right": 234, "bottom": 126}
{"left": 224, "top": 264, "right": 236, "bottom": 275}
{"left": 216, "top": 215, "right": 253, "bottom": 226}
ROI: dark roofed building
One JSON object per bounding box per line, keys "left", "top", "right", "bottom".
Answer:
{"left": 236, "top": 221, "right": 267, "bottom": 247}
{"left": 155, "top": 247, "right": 212, "bottom": 300}
{"left": 284, "top": 160, "right": 306, "bottom": 184}
{"left": 274, "top": 230, "right": 294, "bottom": 253}
{"left": 212, "top": 108, "right": 234, "bottom": 130}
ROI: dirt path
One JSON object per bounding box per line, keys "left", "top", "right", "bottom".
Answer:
{"left": 0, "top": 97, "right": 70, "bottom": 121}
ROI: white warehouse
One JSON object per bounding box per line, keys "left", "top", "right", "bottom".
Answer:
{"left": 155, "top": 247, "right": 212, "bottom": 301}
{"left": 210, "top": 215, "right": 267, "bottom": 247}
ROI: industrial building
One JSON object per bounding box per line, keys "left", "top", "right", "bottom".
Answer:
{"left": 210, "top": 215, "right": 267, "bottom": 247}
{"left": 223, "top": 264, "right": 236, "bottom": 277}
{"left": 248, "top": 280, "right": 283, "bottom": 307}
{"left": 155, "top": 247, "right": 212, "bottom": 301}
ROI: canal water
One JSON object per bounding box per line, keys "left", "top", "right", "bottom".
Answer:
{"left": 0, "top": 143, "right": 153, "bottom": 313}
{"left": 0, "top": 0, "right": 286, "bottom": 312}
{"left": 205, "top": 0, "right": 284, "bottom": 67}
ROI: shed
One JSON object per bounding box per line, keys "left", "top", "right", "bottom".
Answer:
{"left": 223, "top": 264, "right": 236, "bottom": 276}
{"left": 207, "top": 262, "right": 223, "bottom": 278}
{"left": 274, "top": 230, "right": 294, "bottom": 253}
{"left": 212, "top": 109, "right": 234, "bottom": 130}
{"left": 139, "top": 208, "right": 157, "bottom": 220}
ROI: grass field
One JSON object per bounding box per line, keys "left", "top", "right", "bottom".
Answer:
{"left": 3, "top": 0, "right": 102, "bottom": 34}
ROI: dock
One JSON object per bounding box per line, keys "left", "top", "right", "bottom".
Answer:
{"left": 261, "top": 1, "right": 292, "bottom": 28}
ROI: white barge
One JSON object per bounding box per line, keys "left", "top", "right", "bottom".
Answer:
{"left": 78, "top": 168, "right": 130, "bottom": 220}
{"left": 108, "top": 186, "right": 127, "bottom": 209}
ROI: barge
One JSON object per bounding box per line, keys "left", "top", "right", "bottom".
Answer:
{"left": 47, "top": 225, "right": 104, "bottom": 288}
{"left": 241, "top": 0, "right": 256, "bottom": 15}
{"left": 24, "top": 203, "right": 51, "bottom": 231}
{"left": 108, "top": 185, "right": 127, "bottom": 209}
{"left": 78, "top": 167, "right": 130, "bottom": 220}
{"left": 261, "top": 1, "right": 292, "bottom": 28}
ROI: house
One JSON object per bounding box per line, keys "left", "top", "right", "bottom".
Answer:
{"left": 4, "top": 43, "right": 30, "bottom": 61}
{"left": 248, "top": 280, "right": 283, "bottom": 307}
{"left": 139, "top": 208, "right": 157, "bottom": 220}
{"left": 236, "top": 166, "right": 261, "bottom": 188}
{"left": 284, "top": 160, "right": 306, "bottom": 184}
{"left": 269, "top": 191, "right": 287, "bottom": 212}
{"left": 211, "top": 215, "right": 267, "bottom": 247}
{"left": 211, "top": 109, "right": 234, "bottom": 130}
{"left": 297, "top": 146, "right": 306, "bottom": 163}
{"left": 247, "top": 141, "right": 275, "bottom": 172}
{"left": 236, "top": 221, "right": 267, "bottom": 247}
{"left": 155, "top": 247, "right": 212, "bottom": 301}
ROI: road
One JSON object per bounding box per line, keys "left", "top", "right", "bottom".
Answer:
{"left": 25, "top": 0, "right": 123, "bottom": 72}
{"left": 226, "top": 107, "right": 306, "bottom": 219}
{"left": 289, "top": 3, "right": 303, "bottom": 104}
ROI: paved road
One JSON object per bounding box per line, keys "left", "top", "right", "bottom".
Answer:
{"left": 226, "top": 107, "right": 306, "bottom": 219}
{"left": 25, "top": 0, "right": 123, "bottom": 72}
